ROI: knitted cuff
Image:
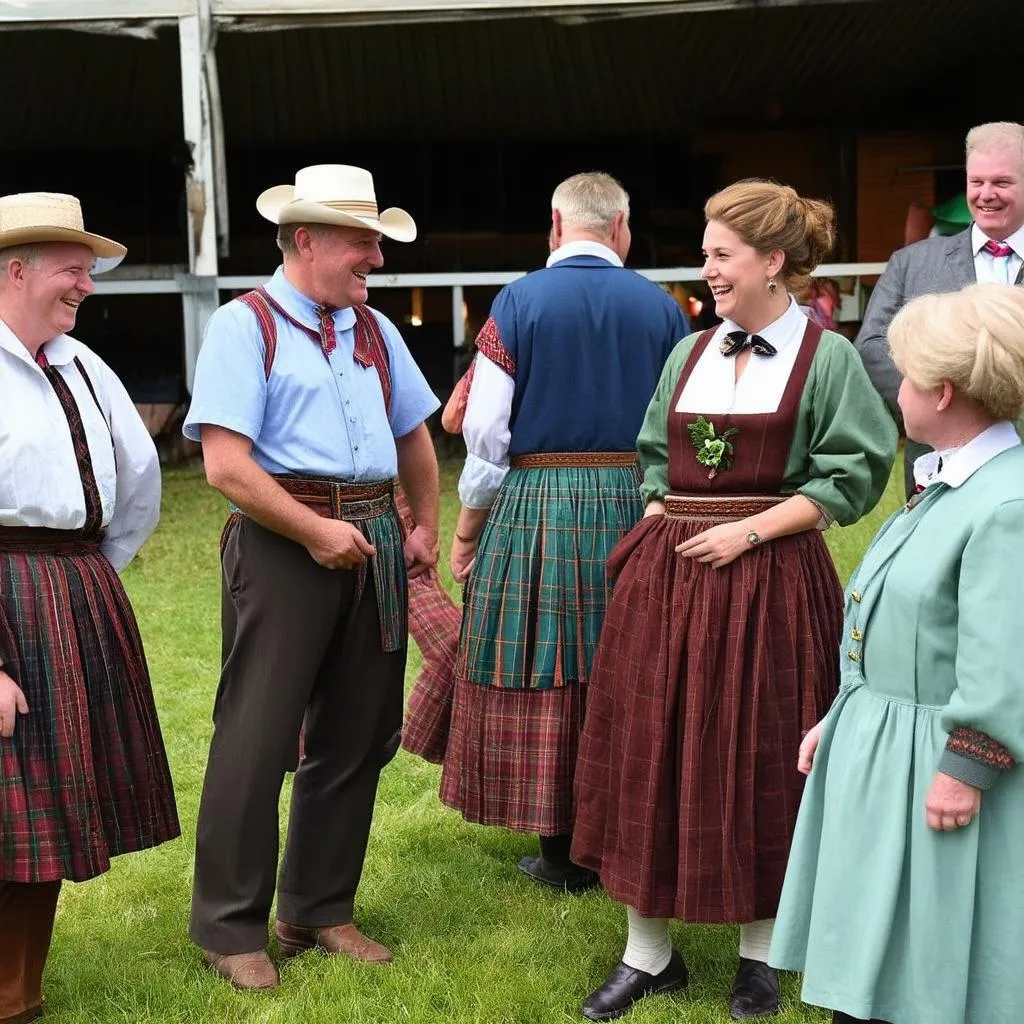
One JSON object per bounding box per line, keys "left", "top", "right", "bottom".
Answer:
{"left": 940, "top": 726, "right": 1016, "bottom": 791}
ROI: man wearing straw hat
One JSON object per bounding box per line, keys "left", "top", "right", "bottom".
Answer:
{"left": 0, "top": 192, "right": 179, "bottom": 1023}
{"left": 185, "top": 165, "right": 439, "bottom": 989}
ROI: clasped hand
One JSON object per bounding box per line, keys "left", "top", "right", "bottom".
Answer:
{"left": 675, "top": 521, "right": 753, "bottom": 569}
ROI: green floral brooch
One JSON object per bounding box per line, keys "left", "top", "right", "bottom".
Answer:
{"left": 687, "top": 416, "right": 739, "bottom": 478}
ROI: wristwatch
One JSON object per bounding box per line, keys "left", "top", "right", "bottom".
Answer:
{"left": 745, "top": 531, "right": 762, "bottom": 547}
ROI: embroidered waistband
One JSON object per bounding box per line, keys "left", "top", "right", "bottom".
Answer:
{"left": 275, "top": 475, "right": 394, "bottom": 521}
{"left": 510, "top": 452, "right": 638, "bottom": 469}
{"left": 0, "top": 526, "right": 104, "bottom": 554}
{"left": 663, "top": 493, "right": 786, "bottom": 523}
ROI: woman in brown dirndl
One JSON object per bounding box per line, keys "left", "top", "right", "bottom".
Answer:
{"left": 571, "top": 181, "right": 897, "bottom": 1021}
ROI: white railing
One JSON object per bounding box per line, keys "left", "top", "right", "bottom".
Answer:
{"left": 93, "top": 261, "right": 889, "bottom": 353}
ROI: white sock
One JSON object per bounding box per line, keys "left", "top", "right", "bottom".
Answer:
{"left": 622, "top": 906, "right": 672, "bottom": 976}
{"left": 738, "top": 918, "right": 775, "bottom": 963}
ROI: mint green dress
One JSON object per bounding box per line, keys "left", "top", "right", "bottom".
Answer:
{"left": 770, "top": 442, "right": 1024, "bottom": 1023}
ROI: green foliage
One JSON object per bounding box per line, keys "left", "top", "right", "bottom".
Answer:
{"left": 42, "top": 455, "right": 903, "bottom": 1022}
{"left": 686, "top": 416, "right": 740, "bottom": 474}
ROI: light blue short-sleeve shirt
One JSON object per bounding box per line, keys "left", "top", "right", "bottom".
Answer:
{"left": 184, "top": 267, "right": 439, "bottom": 481}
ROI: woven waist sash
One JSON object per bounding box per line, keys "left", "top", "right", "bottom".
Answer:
{"left": 0, "top": 526, "right": 103, "bottom": 555}
{"left": 273, "top": 475, "right": 395, "bottom": 521}
{"left": 510, "top": 451, "right": 637, "bottom": 469}
{"left": 664, "top": 493, "right": 787, "bottom": 523}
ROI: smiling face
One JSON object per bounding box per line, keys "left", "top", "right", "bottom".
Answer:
{"left": 700, "top": 219, "right": 783, "bottom": 329}
{"left": 305, "top": 224, "right": 384, "bottom": 308}
{"left": 966, "top": 146, "right": 1024, "bottom": 240}
{"left": 18, "top": 242, "right": 95, "bottom": 339}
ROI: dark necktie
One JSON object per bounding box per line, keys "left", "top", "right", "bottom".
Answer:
{"left": 983, "top": 239, "right": 1014, "bottom": 259}
{"left": 313, "top": 304, "right": 339, "bottom": 357}
{"left": 720, "top": 331, "right": 778, "bottom": 357}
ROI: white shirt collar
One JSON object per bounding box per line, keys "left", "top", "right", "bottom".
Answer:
{"left": 971, "top": 222, "right": 1024, "bottom": 257}
{"left": 0, "top": 318, "right": 76, "bottom": 368}
{"left": 546, "top": 240, "right": 623, "bottom": 268}
{"left": 913, "top": 421, "right": 1021, "bottom": 491}
{"left": 720, "top": 296, "right": 806, "bottom": 354}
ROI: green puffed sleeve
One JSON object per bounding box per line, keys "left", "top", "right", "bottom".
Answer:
{"left": 784, "top": 332, "right": 897, "bottom": 526}
{"left": 637, "top": 335, "right": 699, "bottom": 504}
{"left": 939, "top": 498, "right": 1024, "bottom": 786}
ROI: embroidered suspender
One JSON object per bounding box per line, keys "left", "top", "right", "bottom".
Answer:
{"left": 236, "top": 288, "right": 393, "bottom": 412}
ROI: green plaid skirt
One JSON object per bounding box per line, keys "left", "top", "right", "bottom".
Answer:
{"left": 458, "top": 464, "right": 643, "bottom": 690}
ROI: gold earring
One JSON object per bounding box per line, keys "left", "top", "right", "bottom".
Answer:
{"left": 767, "top": 278, "right": 778, "bottom": 296}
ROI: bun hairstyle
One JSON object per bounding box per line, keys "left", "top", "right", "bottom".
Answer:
{"left": 704, "top": 179, "right": 836, "bottom": 292}
{"left": 888, "top": 284, "right": 1024, "bottom": 421}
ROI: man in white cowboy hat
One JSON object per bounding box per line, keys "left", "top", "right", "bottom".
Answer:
{"left": 184, "top": 165, "right": 439, "bottom": 989}
{"left": 0, "top": 192, "right": 179, "bottom": 1023}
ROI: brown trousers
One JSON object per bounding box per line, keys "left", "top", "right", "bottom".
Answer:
{"left": 189, "top": 517, "right": 406, "bottom": 954}
{"left": 0, "top": 881, "right": 61, "bottom": 1022}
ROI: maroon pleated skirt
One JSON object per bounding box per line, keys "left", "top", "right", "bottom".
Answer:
{"left": 572, "top": 514, "right": 842, "bottom": 922}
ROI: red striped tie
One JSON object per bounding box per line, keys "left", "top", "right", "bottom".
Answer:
{"left": 983, "top": 239, "right": 1014, "bottom": 258}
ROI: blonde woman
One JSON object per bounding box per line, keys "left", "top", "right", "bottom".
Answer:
{"left": 571, "top": 179, "right": 896, "bottom": 1020}
{"left": 771, "top": 284, "right": 1024, "bottom": 1024}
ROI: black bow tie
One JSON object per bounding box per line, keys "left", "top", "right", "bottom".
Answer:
{"left": 720, "top": 331, "right": 778, "bottom": 357}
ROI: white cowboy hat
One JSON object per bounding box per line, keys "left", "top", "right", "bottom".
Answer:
{"left": 0, "top": 192, "right": 126, "bottom": 274}
{"left": 256, "top": 164, "right": 417, "bottom": 243}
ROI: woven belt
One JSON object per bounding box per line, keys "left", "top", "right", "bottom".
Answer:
{"left": 0, "top": 526, "right": 103, "bottom": 554}
{"left": 274, "top": 475, "right": 394, "bottom": 521}
{"left": 664, "top": 493, "right": 786, "bottom": 523}
{"left": 510, "top": 451, "right": 637, "bottom": 469}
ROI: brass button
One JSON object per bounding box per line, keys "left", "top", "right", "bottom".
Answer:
{"left": 851, "top": 590, "right": 862, "bottom": 603}
{"left": 846, "top": 650, "right": 860, "bottom": 662}
{"left": 851, "top": 628, "right": 863, "bottom": 641}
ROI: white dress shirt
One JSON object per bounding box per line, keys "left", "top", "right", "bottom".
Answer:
{"left": 971, "top": 223, "right": 1024, "bottom": 285}
{"left": 912, "top": 420, "right": 1021, "bottom": 493}
{"left": 0, "top": 319, "right": 161, "bottom": 570}
{"left": 457, "top": 241, "right": 623, "bottom": 509}
{"left": 675, "top": 297, "right": 809, "bottom": 414}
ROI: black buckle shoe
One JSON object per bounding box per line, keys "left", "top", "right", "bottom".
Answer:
{"left": 517, "top": 855, "right": 600, "bottom": 893}
{"left": 729, "top": 957, "right": 780, "bottom": 1019}
{"left": 581, "top": 948, "right": 688, "bottom": 1021}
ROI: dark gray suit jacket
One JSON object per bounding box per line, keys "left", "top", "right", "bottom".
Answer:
{"left": 854, "top": 227, "right": 1024, "bottom": 497}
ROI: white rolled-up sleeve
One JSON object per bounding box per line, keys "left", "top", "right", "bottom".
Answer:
{"left": 458, "top": 354, "right": 515, "bottom": 509}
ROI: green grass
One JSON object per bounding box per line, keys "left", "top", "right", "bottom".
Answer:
{"left": 42, "top": 456, "right": 905, "bottom": 1023}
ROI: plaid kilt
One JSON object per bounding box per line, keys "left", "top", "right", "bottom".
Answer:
{"left": 0, "top": 539, "right": 180, "bottom": 883}
{"left": 439, "top": 678, "right": 588, "bottom": 834}
{"left": 438, "top": 464, "right": 643, "bottom": 833}
{"left": 395, "top": 489, "right": 462, "bottom": 764}
{"left": 458, "top": 464, "right": 643, "bottom": 690}
{"left": 571, "top": 514, "right": 842, "bottom": 923}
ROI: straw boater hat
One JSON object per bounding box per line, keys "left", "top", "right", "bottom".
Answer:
{"left": 0, "top": 192, "right": 126, "bottom": 273}
{"left": 256, "top": 165, "right": 417, "bottom": 243}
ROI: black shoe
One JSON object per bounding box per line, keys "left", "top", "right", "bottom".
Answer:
{"left": 517, "top": 855, "right": 600, "bottom": 893}
{"left": 581, "top": 948, "right": 688, "bottom": 1021}
{"left": 729, "top": 957, "right": 780, "bottom": 1019}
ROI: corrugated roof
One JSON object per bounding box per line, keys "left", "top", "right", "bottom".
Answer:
{"left": 1, "top": 0, "right": 1021, "bottom": 151}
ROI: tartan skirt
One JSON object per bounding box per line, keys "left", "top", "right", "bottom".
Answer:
{"left": 437, "top": 464, "right": 643, "bottom": 834}
{"left": 571, "top": 514, "right": 842, "bottom": 922}
{"left": 0, "top": 539, "right": 179, "bottom": 883}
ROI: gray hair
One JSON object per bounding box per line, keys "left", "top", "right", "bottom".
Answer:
{"left": 276, "top": 222, "right": 330, "bottom": 256}
{"left": 551, "top": 172, "right": 630, "bottom": 234}
{"left": 0, "top": 243, "right": 42, "bottom": 274}
{"left": 966, "top": 122, "right": 1024, "bottom": 167}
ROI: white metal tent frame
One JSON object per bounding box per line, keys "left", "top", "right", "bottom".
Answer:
{"left": 1, "top": 0, "right": 885, "bottom": 390}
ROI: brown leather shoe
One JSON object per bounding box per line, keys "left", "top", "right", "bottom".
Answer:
{"left": 202, "top": 949, "right": 279, "bottom": 990}
{"left": 275, "top": 921, "right": 393, "bottom": 963}
{"left": 1, "top": 1008, "right": 44, "bottom": 1024}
